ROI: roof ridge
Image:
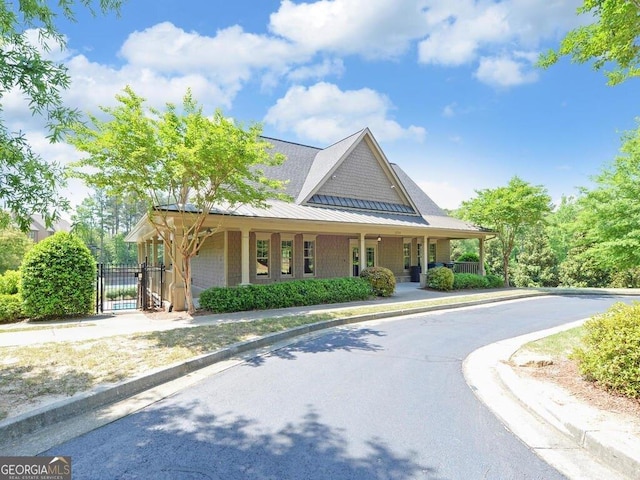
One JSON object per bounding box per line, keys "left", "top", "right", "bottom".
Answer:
{"left": 260, "top": 135, "right": 322, "bottom": 151}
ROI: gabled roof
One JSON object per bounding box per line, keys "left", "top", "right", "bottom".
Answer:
{"left": 295, "top": 129, "right": 364, "bottom": 203}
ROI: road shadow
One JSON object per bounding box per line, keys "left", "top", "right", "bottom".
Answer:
{"left": 246, "top": 327, "right": 386, "bottom": 366}
{"left": 45, "top": 402, "right": 443, "bottom": 480}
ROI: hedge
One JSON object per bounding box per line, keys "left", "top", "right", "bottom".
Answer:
{"left": 452, "top": 273, "right": 504, "bottom": 289}
{"left": 199, "top": 277, "right": 373, "bottom": 313}
{"left": 427, "top": 267, "right": 454, "bottom": 291}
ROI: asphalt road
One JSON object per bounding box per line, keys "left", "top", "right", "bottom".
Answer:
{"left": 44, "top": 295, "right": 635, "bottom": 479}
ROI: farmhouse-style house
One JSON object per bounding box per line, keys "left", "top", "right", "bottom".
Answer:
{"left": 126, "top": 128, "right": 490, "bottom": 311}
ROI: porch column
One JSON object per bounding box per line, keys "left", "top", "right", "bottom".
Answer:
{"left": 169, "top": 232, "right": 186, "bottom": 311}
{"left": 420, "top": 236, "right": 429, "bottom": 288}
{"left": 359, "top": 232, "right": 366, "bottom": 274}
{"left": 479, "top": 238, "right": 486, "bottom": 276}
{"left": 152, "top": 238, "right": 159, "bottom": 265}
{"left": 137, "top": 243, "right": 145, "bottom": 264}
{"left": 241, "top": 228, "right": 250, "bottom": 285}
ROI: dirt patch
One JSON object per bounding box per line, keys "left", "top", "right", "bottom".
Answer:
{"left": 517, "top": 358, "right": 640, "bottom": 420}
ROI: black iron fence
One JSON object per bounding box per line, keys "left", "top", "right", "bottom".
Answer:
{"left": 96, "top": 262, "right": 165, "bottom": 313}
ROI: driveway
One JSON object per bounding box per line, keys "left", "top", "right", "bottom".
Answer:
{"left": 41, "top": 294, "right": 635, "bottom": 479}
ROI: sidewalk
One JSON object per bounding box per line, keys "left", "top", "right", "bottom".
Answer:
{"left": 1, "top": 285, "right": 640, "bottom": 478}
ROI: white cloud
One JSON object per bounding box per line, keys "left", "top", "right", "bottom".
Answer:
{"left": 287, "top": 58, "right": 345, "bottom": 82}
{"left": 442, "top": 103, "right": 457, "bottom": 118}
{"left": 417, "top": 179, "right": 469, "bottom": 210}
{"left": 269, "top": 0, "right": 429, "bottom": 59}
{"left": 474, "top": 54, "right": 538, "bottom": 87}
{"left": 418, "top": 0, "right": 582, "bottom": 70}
{"left": 265, "top": 82, "right": 426, "bottom": 144}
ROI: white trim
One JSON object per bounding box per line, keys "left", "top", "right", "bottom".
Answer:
{"left": 255, "top": 232, "right": 272, "bottom": 241}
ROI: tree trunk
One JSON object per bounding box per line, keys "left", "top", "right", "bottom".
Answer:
{"left": 182, "top": 254, "right": 196, "bottom": 315}
{"left": 503, "top": 254, "right": 510, "bottom": 287}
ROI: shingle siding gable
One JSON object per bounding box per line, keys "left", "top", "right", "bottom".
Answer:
{"left": 315, "top": 141, "right": 407, "bottom": 205}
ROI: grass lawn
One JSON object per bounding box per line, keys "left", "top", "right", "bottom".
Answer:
{"left": 518, "top": 326, "right": 585, "bottom": 360}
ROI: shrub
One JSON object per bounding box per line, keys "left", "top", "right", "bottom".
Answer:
{"left": 453, "top": 273, "right": 488, "bottom": 289}
{"left": 485, "top": 274, "right": 505, "bottom": 288}
{"left": 20, "top": 232, "right": 96, "bottom": 320}
{"left": 199, "top": 277, "right": 373, "bottom": 313}
{"left": 456, "top": 252, "right": 479, "bottom": 262}
{"left": 427, "top": 267, "right": 454, "bottom": 291}
{"left": 572, "top": 302, "right": 640, "bottom": 398}
{"left": 609, "top": 267, "right": 640, "bottom": 288}
{"left": 0, "top": 270, "right": 20, "bottom": 295}
{"left": 0, "top": 294, "right": 24, "bottom": 323}
{"left": 360, "top": 267, "right": 396, "bottom": 297}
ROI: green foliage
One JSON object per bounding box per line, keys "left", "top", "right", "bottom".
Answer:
{"left": 0, "top": 1, "right": 121, "bottom": 231}
{"left": 199, "top": 278, "right": 373, "bottom": 313}
{"left": 459, "top": 176, "right": 552, "bottom": 287}
{"left": 20, "top": 232, "right": 96, "bottom": 320}
{"left": 485, "top": 274, "right": 505, "bottom": 288}
{"left": 573, "top": 302, "right": 640, "bottom": 398}
{"left": 0, "top": 227, "right": 33, "bottom": 273}
{"left": 0, "top": 270, "right": 20, "bottom": 295}
{"left": 69, "top": 87, "right": 288, "bottom": 313}
{"left": 453, "top": 273, "right": 487, "bottom": 289}
{"left": 546, "top": 196, "right": 580, "bottom": 263}
{"left": 427, "top": 267, "right": 454, "bottom": 291}
{"left": 559, "top": 237, "right": 612, "bottom": 287}
{"left": 105, "top": 287, "right": 137, "bottom": 300}
{"left": 0, "top": 294, "right": 24, "bottom": 323}
{"left": 538, "top": 0, "right": 640, "bottom": 85}
{"left": 456, "top": 252, "right": 479, "bottom": 262}
{"left": 512, "top": 224, "right": 559, "bottom": 287}
{"left": 609, "top": 267, "right": 640, "bottom": 288}
{"left": 360, "top": 267, "right": 396, "bottom": 297}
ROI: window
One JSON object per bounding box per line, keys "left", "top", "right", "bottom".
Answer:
{"left": 366, "top": 246, "right": 375, "bottom": 268}
{"left": 303, "top": 240, "right": 315, "bottom": 275}
{"left": 281, "top": 240, "right": 293, "bottom": 276}
{"left": 403, "top": 243, "right": 411, "bottom": 270}
{"left": 256, "top": 239, "right": 270, "bottom": 277}
{"left": 429, "top": 243, "right": 436, "bottom": 263}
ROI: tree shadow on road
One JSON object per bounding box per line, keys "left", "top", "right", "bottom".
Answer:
{"left": 245, "top": 327, "right": 386, "bottom": 366}
{"left": 46, "top": 401, "right": 443, "bottom": 480}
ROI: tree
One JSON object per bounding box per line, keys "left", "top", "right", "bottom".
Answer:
{"left": 0, "top": 1, "right": 121, "bottom": 231}
{"left": 546, "top": 195, "right": 581, "bottom": 263}
{"left": 572, "top": 121, "right": 640, "bottom": 270}
{"left": 539, "top": 0, "right": 640, "bottom": 85}
{"left": 0, "top": 227, "right": 33, "bottom": 274}
{"left": 69, "top": 87, "right": 287, "bottom": 314}
{"left": 459, "top": 177, "right": 552, "bottom": 286}
{"left": 512, "top": 224, "right": 559, "bottom": 288}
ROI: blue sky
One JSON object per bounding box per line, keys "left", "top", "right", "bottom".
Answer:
{"left": 9, "top": 0, "right": 640, "bottom": 211}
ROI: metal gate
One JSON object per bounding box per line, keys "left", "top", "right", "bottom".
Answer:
{"left": 96, "top": 263, "right": 165, "bottom": 313}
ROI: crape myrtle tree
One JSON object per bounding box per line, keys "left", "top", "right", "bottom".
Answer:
{"left": 459, "top": 176, "right": 552, "bottom": 287}
{"left": 539, "top": 0, "right": 640, "bottom": 85}
{"left": 0, "top": 0, "right": 122, "bottom": 231}
{"left": 69, "top": 87, "right": 287, "bottom": 314}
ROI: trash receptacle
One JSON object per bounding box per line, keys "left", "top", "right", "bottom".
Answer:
{"left": 410, "top": 265, "right": 421, "bottom": 282}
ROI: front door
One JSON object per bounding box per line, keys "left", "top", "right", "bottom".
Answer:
{"left": 352, "top": 247, "right": 360, "bottom": 277}
{"left": 351, "top": 240, "right": 378, "bottom": 277}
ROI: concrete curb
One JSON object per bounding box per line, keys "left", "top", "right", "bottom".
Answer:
{"left": 0, "top": 291, "right": 544, "bottom": 443}
{"left": 465, "top": 321, "right": 640, "bottom": 480}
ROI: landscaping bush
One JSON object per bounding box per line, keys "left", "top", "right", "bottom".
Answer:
{"left": 0, "top": 270, "right": 20, "bottom": 295}
{"left": 485, "top": 274, "right": 505, "bottom": 288}
{"left": 456, "top": 252, "right": 479, "bottom": 262}
{"left": 609, "top": 267, "right": 640, "bottom": 288}
{"left": 0, "top": 294, "right": 24, "bottom": 323}
{"left": 199, "top": 277, "right": 373, "bottom": 313}
{"left": 360, "top": 267, "right": 396, "bottom": 297}
{"left": 572, "top": 302, "right": 640, "bottom": 399}
{"left": 427, "top": 267, "right": 454, "bottom": 291}
{"left": 20, "top": 232, "right": 96, "bottom": 320}
{"left": 453, "top": 273, "right": 488, "bottom": 289}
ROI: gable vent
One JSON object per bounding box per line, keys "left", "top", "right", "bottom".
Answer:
{"left": 308, "top": 194, "right": 416, "bottom": 214}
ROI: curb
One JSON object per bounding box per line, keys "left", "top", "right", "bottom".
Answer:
{"left": 465, "top": 321, "right": 640, "bottom": 480}
{"left": 0, "top": 291, "right": 544, "bottom": 444}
